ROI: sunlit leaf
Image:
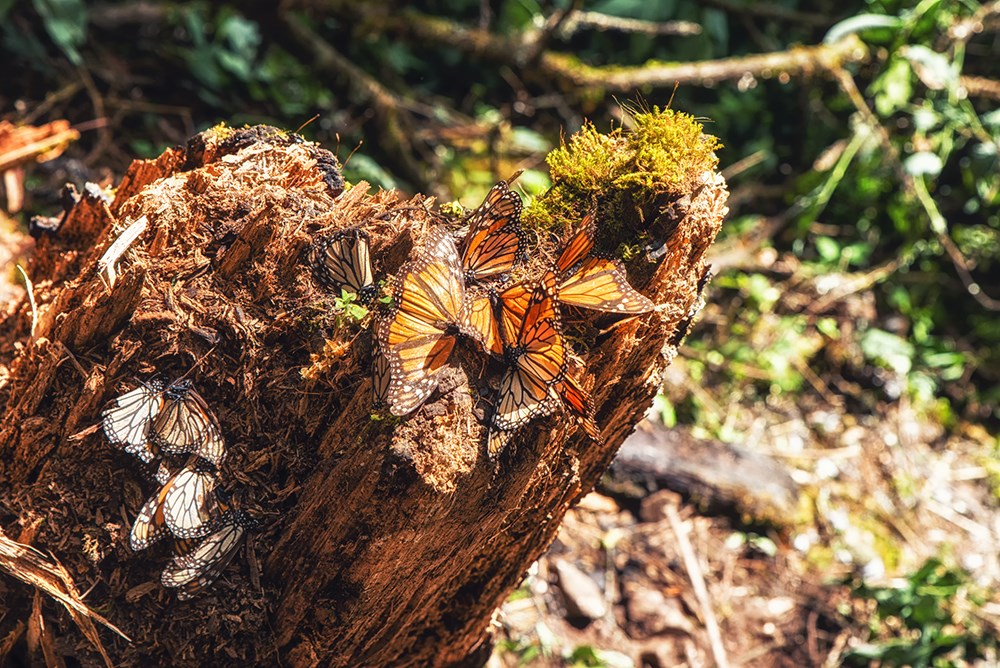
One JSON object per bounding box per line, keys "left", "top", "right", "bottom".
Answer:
{"left": 860, "top": 328, "right": 914, "bottom": 375}
{"left": 32, "top": 0, "right": 87, "bottom": 65}
{"left": 903, "top": 151, "right": 943, "bottom": 177}
{"left": 900, "top": 44, "right": 957, "bottom": 91}
{"left": 815, "top": 236, "right": 841, "bottom": 263}
{"left": 872, "top": 58, "right": 913, "bottom": 117}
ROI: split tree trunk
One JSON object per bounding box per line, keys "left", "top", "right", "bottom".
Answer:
{"left": 0, "top": 121, "right": 726, "bottom": 666}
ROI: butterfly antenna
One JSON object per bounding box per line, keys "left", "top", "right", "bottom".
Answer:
{"left": 343, "top": 140, "right": 363, "bottom": 168}
{"left": 296, "top": 114, "right": 320, "bottom": 134}
{"left": 173, "top": 345, "right": 219, "bottom": 384}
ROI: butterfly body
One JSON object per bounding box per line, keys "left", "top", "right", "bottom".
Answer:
{"left": 150, "top": 382, "right": 227, "bottom": 467}
{"left": 490, "top": 273, "right": 567, "bottom": 434}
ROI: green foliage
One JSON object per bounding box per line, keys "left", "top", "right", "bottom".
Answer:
{"left": 32, "top": 0, "right": 86, "bottom": 65}
{"left": 725, "top": 531, "right": 779, "bottom": 557}
{"left": 566, "top": 645, "right": 634, "bottom": 668}
{"left": 334, "top": 289, "right": 369, "bottom": 324}
{"left": 681, "top": 0, "right": 1000, "bottom": 429}
{"left": 497, "top": 637, "right": 545, "bottom": 665}
{"left": 2, "top": 0, "right": 999, "bottom": 660}
{"left": 343, "top": 154, "right": 401, "bottom": 193}
{"left": 844, "top": 559, "right": 996, "bottom": 667}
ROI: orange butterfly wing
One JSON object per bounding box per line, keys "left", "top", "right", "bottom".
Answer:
{"left": 460, "top": 179, "right": 526, "bottom": 281}
{"left": 555, "top": 210, "right": 655, "bottom": 314}
{"left": 466, "top": 294, "right": 503, "bottom": 356}
{"left": 555, "top": 210, "right": 597, "bottom": 274}
{"left": 556, "top": 374, "right": 603, "bottom": 443}
{"left": 495, "top": 281, "right": 533, "bottom": 345}
{"left": 558, "top": 257, "right": 655, "bottom": 314}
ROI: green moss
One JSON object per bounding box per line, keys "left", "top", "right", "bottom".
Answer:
{"left": 619, "top": 109, "right": 722, "bottom": 192}
{"left": 527, "top": 106, "right": 723, "bottom": 239}
{"left": 205, "top": 122, "right": 233, "bottom": 140}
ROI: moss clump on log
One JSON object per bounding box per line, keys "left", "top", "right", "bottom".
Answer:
{"left": 529, "top": 108, "right": 721, "bottom": 238}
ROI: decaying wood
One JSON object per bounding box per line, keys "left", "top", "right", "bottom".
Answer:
{"left": 0, "top": 120, "right": 79, "bottom": 174}
{"left": 0, "top": 530, "right": 129, "bottom": 668}
{"left": 0, "top": 119, "right": 80, "bottom": 213}
{"left": 0, "top": 124, "right": 726, "bottom": 666}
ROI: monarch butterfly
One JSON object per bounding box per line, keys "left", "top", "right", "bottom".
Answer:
{"left": 150, "top": 382, "right": 227, "bottom": 468}
{"left": 376, "top": 227, "right": 471, "bottom": 416}
{"left": 129, "top": 478, "right": 173, "bottom": 551}
{"left": 130, "top": 463, "right": 222, "bottom": 550}
{"left": 162, "top": 462, "right": 223, "bottom": 540}
{"left": 492, "top": 281, "right": 534, "bottom": 345}
{"left": 491, "top": 272, "right": 566, "bottom": 434}
{"left": 161, "top": 510, "right": 256, "bottom": 601}
{"left": 555, "top": 374, "right": 603, "bottom": 444}
{"left": 102, "top": 379, "right": 167, "bottom": 464}
{"left": 459, "top": 175, "right": 527, "bottom": 283}
{"left": 465, "top": 293, "right": 502, "bottom": 356}
{"left": 555, "top": 212, "right": 656, "bottom": 314}
{"left": 464, "top": 279, "right": 536, "bottom": 358}
{"left": 371, "top": 340, "right": 391, "bottom": 409}
{"left": 308, "top": 228, "right": 377, "bottom": 305}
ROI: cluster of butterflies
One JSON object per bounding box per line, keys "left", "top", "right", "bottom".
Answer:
{"left": 101, "top": 378, "right": 257, "bottom": 600}
{"left": 309, "top": 174, "right": 658, "bottom": 453}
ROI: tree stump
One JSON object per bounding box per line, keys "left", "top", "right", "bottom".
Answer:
{"left": 0, "top": 116, "right": 726, "bottom": 666}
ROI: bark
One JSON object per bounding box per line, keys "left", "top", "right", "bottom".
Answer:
{"left": 0, "top": 123, "right": 726, "bottom": 666}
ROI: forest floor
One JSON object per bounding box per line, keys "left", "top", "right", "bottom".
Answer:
{"left": 3, "top": 146, "right": 998, "bottom": 668}
{"left": 487, "top": 286, "right": 1000, "bottom": 666}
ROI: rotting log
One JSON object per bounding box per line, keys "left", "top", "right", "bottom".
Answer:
{"left": 0, "top": 117, "right": 727, "bottom": 666}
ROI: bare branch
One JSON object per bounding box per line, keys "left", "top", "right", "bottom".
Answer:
{"left": 557, "top": 10, "right": 702, "bottom": 37}
{"left": 347, "top": 6, "right": 869, "bottom": 92}
{"left": 961, "top": 75, "right": 1000, "bottom": 100}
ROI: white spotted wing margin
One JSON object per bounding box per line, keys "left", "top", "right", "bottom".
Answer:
{"left": 375, "top": 226, "right": 469, "bottom": 417}
{"left": 150, "top": 382, "right": 227, "bottom": 467}
{"left": 129, "top": 483, "right": 171, "bottom": 551}
{"left": 308, "top": 228, "right": 377, "bottom": 305}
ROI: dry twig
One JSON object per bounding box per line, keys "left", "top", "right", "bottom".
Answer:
{"left": 665, "top": 504, "right": 731, "bottom": 668}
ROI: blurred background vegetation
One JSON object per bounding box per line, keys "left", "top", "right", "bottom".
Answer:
{"left": 2, "top": 0, "right": 999, "bottom": 665}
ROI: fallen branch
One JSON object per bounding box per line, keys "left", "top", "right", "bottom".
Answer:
{"left": 0, "top": 120, "right": 80, "bottom": 173}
